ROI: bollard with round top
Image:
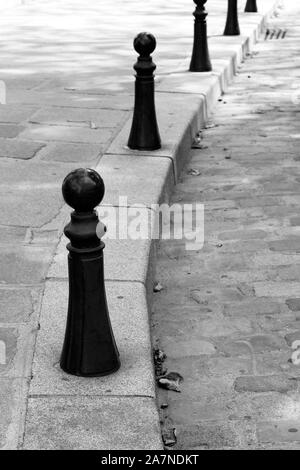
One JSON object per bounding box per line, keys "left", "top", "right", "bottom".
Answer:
{"left": 127, "top": 32, "right": 161, "bottom": 151}
{"left": 245, "top": 0, "right": 257, "bottom": 12}
{"left": 60, "top": 168, "right": 120, "bottom": 377}
{"left": 189, "top": 0, "right": 212, "bottom": 72}
{"left": 224, "top": 0, "right": 240, "bottom": 36}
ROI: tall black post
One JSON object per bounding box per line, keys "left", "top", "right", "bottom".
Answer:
{"left": 245, "top": 0, "right": 257, "bottom": 12}
{"left": 189, "top": 0, "right": 212, "bottom": 72}
{"left": 60, "top": 168, "right": 120, "bottom": 377}
{"left": 224, "top": 0, "right": 240, "bottom": 36}
{"left": 128, "top": 32, "right": 161, "bottom": 151}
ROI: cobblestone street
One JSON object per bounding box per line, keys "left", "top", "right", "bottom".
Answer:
{"left": 153, "top": 2, "right": 300, "bottom": 450}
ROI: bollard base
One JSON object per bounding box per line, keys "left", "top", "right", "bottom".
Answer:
{"left": 224, "top": 0, "right": 240, "bottom": 36}
{"left": 60, "top": 239, "right": 120, "bottom": 378}
{"left": 245, "top": 0, "right": 258, "bottom": 13}
{"left": 60, "top": 361, "right": 121, "bottom": 378}
{"left": 224, "top": 29, "right": 240, "bottom": 36}
{"left": 128, "top": 58, "right": 161, "bottom": 151}
{"left": 189, "top": 1, "right": 212, "bottom": 73}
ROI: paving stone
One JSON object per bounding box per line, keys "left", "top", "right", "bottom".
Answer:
{"left": 0, "top": 125, "right": 24, "bottom": 138}
{"left": 97, "top": 154, "right": 173, "bottom": 207}
{"left": 176, "top": 375, "right": 234, "bottom": 401}
{"left": 272, "top": 265, "right": 300, "bottom": 282}
{"left": 234, "top": 375, "right": 298, "bottom": 393}
{"left": 40, "top": 142, "right": 102, "bottom": 163}
{"left": 254, "top": 282, "right": 300, "bottom": 298}
{"left": 206, "top": 253, "right": 253, "bottom": 272}
{"left": 0, "top": 246, "right": 53, "bottom": 284}
{"left": 253, "top": 350, "right": 295, "bottom": 376}
{"left": 30, "top": 229, "right": 58, "bottom": 245}
{"left": 0, "top": 139, "right": 45, "bottom": 160}
{"left": 7, "top": 90, "right": 132, "bottom": 110}
{"left": 253, "top": 253, "right": 300, "bottom": 268}
{"left": 223, "top": 299, "right": 281, "bottom": 317}
{"left": 0, "top": 106, "right": 36, "bottom": 123}
{"left": 20, "top": 125, "right": 114, "bottom": 144}
{"left": 219, "top": 335, "right": 287, "bottom": 357}
{"left": 163, "top": 355, "right": 250, "bottom": 385}
{"left": 220, "top": 268, "right": 272, "bottom": 284}
{"left": 167, "top": 394, "right": 252, "bottom": 424}
{"left": 0, "top": 378, "right": 28, "bottom": 449}
{"left": 190, "top": 286, "right": 245, "bottom": 303}
{"left": 249, "top": 335, "right": 287, "bottom": 353}
{"left": 285, "top": 331, "right": 300, "bottom": 347}
{"left": 30, "top": 108, "right": 127, "bottom": 128}
{"left": 23, "top": 396, "right": 162, "bottom": 450}
{"left": 0, "top": 160, "right": 75, "bottom": 227}
{"left": 160, "top": 315, "right": 253, "bottom": 340}
{"left": 161, "top": 338, "right": 217, "bottom": 358}
{"left": 3, "top": 76, "right": 48, "bottom": 91}
{"left": 286, "top": 298, "right": 300, "bottom": 312}
{"left": 0, "top": 288, "right": 34, "bottom": 323}
{"left": 216, "top": 240, "right": 267, "bottom": 254}
{"left": 205, "top": 356, "right": 252, "bottom": 378}
{"left": 257, "top": 421, "right": 300, "bottom": 444}
{"left": 256, "top": 315, "right": 298, "bottom": 334}
{"left": 269, "top": 238, "right": 300, "bottom": 252}
{"left": 290, "top": 217, "right": 300, "bottom": 226}
{"left": 250, "top": 392, "right": 300, "bottom": 421}
{"left": 175, "top": 422, "right": 241, "bottom": 450}
{"left": 0, "top": 225, "right": 27, "bottom": 243}
{"left": 218, "top": 229, "right": 268, "bottom": 241}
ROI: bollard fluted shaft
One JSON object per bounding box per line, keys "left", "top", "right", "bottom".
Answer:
{"left": 60, "top": 168, "right": 120, "bottom": 377}
{"left": 128, "top": 32, "right": 161, "bottom": 151}
{"left": 224, "top": 0, "right": 240, "bottom": 36}
{"left": 189, "top": 0, "right": 212, "bottom": 72}
{"left": 245, "top": 0, "right": 257, "bottom": 12}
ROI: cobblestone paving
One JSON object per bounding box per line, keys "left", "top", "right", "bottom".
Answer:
{"left": 153, "top": 2, "right": 300, "bottom": 450}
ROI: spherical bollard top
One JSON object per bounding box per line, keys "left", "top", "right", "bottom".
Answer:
{"left": 134, "top": 32, "right": 156, "bottom": 57}
{"left": 62, "top": 168, "right": 105, "bottom": 213}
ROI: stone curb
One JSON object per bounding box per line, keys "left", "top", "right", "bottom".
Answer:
{"left": 22, "top": 0, "right": 282, "bottom": 450}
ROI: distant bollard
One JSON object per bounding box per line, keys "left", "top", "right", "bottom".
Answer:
{"left": 60, "top": 168, "right": 120, "bottom": 377}
{"left": 127, "top": 32, "right": 161, "bottom": 151}
{"left": 189, "top": 0, "right": 212, "bottom": 72}
{"left": 224, "top": 0, "right": 240, "bottom": 36}
{"left": 245, "top": 0, "right": 257, "bottom": 12}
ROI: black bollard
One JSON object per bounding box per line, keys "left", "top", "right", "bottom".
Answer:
{"left": 60, "top": 168, "right": 120, "bottom": 377}
{"left": 224, "top": 0, "right": 240, "bottom": 36}
{"left": 189, "top": 0, "right": 212, "bottom": 72}
{"left": 127, "top": 32, "right": 161, "bottom": 151}
{"left": 245, "top": 0, "right": 257, "bottom": 12}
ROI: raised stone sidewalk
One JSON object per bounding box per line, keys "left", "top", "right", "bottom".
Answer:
{"left": 0, "top": 0, "right": 281, "bottom": 449}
